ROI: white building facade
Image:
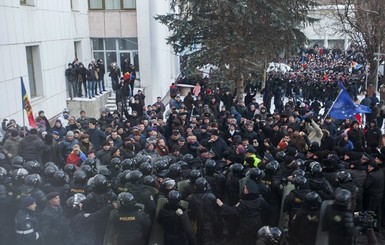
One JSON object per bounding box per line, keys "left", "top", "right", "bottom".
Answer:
{"left": 0, "top": 0, "right": 91, "bottom": 123}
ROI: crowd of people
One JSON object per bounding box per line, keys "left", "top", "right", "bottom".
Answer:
{"left": 0, "top": 45, "right": 384, "bottom": 245}
{"left": 65, "top": 57, "right": 136, "bottom": 100}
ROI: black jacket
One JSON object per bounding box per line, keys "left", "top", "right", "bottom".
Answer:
{"left": 363, "top": 168, "right": 384, "bottom": 196}
{"left": 15, "top": 208, "right": 41, "bottom": 245}
{"left": 39, "top": 205, "right": 70, "bottom": 245}
{"left": 19, "top": 134, "right": 44, "bottom": 162}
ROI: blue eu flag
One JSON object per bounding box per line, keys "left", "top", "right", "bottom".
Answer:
{"left": 329, "top": 82, "right": 371, "bottom": 119}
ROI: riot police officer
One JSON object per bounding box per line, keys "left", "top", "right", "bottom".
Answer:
{"left": 322, "top": 189, "right": 358, "bottom": 245}
{"left": 15, "top": 197, "right": 41, "bottom": 245}
{"left": 108, "top": 192, "right": 151, "bottom": 245}
{"left": 158, "top": 190, "right": 197, "bottom": 245}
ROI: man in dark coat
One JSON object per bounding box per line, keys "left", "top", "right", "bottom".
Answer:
{"left": 363, "top": 161, "right": 384, "bottom": 226}
{"left": 18, "top": 128, "right": 44, "bottom": 163}
{"left": 39, "top": 192, "right": 71, "bottom": 245}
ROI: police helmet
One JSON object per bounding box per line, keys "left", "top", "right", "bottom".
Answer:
{"left": 138, "top": 162, "right": 151, "bottom": 176}
{"left": 73, "top": 170, "right": 87, "bottom": 185}
{"left": 189, "top": 169, "right": 201, "bottom": 182}
{"left": 230, "top": 163, "right": 244, "bottom": 176}
{"left": 44, "top": 166, "right": 57, "bottom": 179}
{"left": 336, "top": 170, "right": 352, "bottom": 183}
{"left": 275, "top": 151, "right": 286, "bottom": 163}
{"left": 118, "top": 192, "right": 136, "bottom": 209}
{"left": 110, "top": 158, "right": 121, "bottom": 169}
{"left": 305, "top": 191, "right": 322, "bottom": 209}
{"left": 80, "top": 165, "right": 95, "bottom": 178}
{"left": 292, "top": 169, "right": 306, "bottom": 178}
{"left": 176, "top": 160, "right": 189, "bottom": 170}
{"left": 258, "top": 226, "right": 282, "bottom": 244}
{"left": 162, "top": 178, "right": 176, "bottom": 191}
{"left": 98, "top": 167, "right": 112, "bottom": 180}
{"left": 134, "top": 155, "right": 151, "bottom": 167}
{"left": 91, "top": 174, "right": 108, "bottom": 193}
{"left": 24, "top": 174, "right": 43, "bottom": 187}
{"left": 66, "top": 193, "right": 86, "bottom": 209}
{"left": 168, "top": 163, "right": 182, "bottom": 178}
{"left": 63, "top": 164, "right": 78, "bottom": 177}
{"left": 53, "top": 170, "right": 69, "bottom": 185}
{"left": 195, "top": 177, "right": 209, "bottom": 193}
{"left": 265, "top": 160, "right": 280, "bottom": 175}
{"left": 143, "top": 175, "right": 156, "bottom": 187}
{"left": 182, "top": 154, "right": 194, "bottom": 163}
{"left": 205, "top": 159, "right": 217, "bottom": 170}
{"left": 309, "top": 161, "right": 322, "bottom": 175}
{"left": 12, "top": 168, "right": 29, "bottom": 184}
{"left": 292, "top": 176, "right": 307, "bottom": 189}
{"left": 167, "top": 190, "right": 181, "bottom": 206}
{"left": 246, "top": 168, "right": 265, "bottom": 182}
{"left": 126, "top": 170, "right": 143, "bottom": 183}
{"left": 24, "top": 160, "right": 43, "bottom": 174}
{"left": 11, "top": 156, "right": 24, "bottom": 169}
{"left": 334, "top": 188, "right": 351, "bottom": 207}
{"left": 121, "top": 159, "right": 135, "bottom": 171}
{"left": 44, "top": 162, "right": 59, "bottom": 170}
{"left": 155, "top": 160, "right": 169, "bottom": 177}
{"left": 83, "top": 158, "right": 96, "bottom": 167}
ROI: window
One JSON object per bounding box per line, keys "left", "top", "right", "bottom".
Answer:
{"left": 89, "top": 0, "right": 103, "bottom": 10}
{"left": 105, "top": 0, "right": 120, "bottom": 10}
{"left": 122, "top": 0, "right": 136, "bottom": 9}
{"left": 92, "top": 38, "right": 104, "bottom": 50}
{"left": 26, "top": 46, "right": 43, "bottom": 98}
{"left": 105, "top": 38, "right": 116, "bottom": 50}
{"left": 20, "top": 0, "right": 26, "bottom": 3}
{"left": 89, "top": 0, "right": 136, "bottom": 10}
{"left": 20, "top": 0, "right": 35, "bottom": 5}
{"left": 71, "top": 0, "right": 79, "bottom": 11}
{"left": 119, "top": 38, "right": 138, "bottom": 50}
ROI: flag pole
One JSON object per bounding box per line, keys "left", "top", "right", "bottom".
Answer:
{"left": 323, "top": 89, "right": 343, "bottom": 121}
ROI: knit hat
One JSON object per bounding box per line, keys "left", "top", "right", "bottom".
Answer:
{"left": 47, "top": 192, "right": 60, "bottom": 200}
{"left": 66, "top": 131, "right": 74, "bottom": 137}
{"left": 110, "top": 146, "right": 119, "bottom": 155}
{"left": 21, "top": 196, "right": 36, "bottom": 209}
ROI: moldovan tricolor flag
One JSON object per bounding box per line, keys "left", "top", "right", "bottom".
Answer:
{"left": 21, "top": 77, "right": 36, "bottom": 128}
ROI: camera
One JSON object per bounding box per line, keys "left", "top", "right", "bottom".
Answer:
{"left": 354, "top": 211, "right": 378, "bottom": 230}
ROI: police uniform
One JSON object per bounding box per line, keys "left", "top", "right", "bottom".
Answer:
{"left": 15, "top": 197, "right": 41, "bottom": 245}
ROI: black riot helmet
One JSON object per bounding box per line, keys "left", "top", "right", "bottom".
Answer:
{"left": 195, "top": 177, "right": 209, "bottom": 193}
{"left": 336, "top": 170, "right": 352, "bottom": 184}
{"left": 205, "top": 159, "right": 217, "bottom": 171}
{"left": 98, "top": 167, "right": 112, "bottom": 180}
{"left": 143, "top": 175, "right": 156, "bottom": 187}
{"left": 167, "top": 190, "right": 181, "bottom": 206}
{"left": 12, "top": 156, "right": 24, "bottom": 169}
{"left": 258, "top": 226, "right": 282, "bottom": 244}
{"left": 292, "top": 176, "right": 308, "bottom": 189}
{"left": 182, "top": 154, "right": 194, "bottom": 163}
{"left": 334, "top": 188, "right": 351, "bottom": 207}
{"left": 24, "top": 173, "right": 43, "bottom": 187}
{"left": 80, "top": 165, "right": 95, "bottom": 178}
{"left": 83, "top": 158, "right": 96, "bottom": 168}
{"left": 177, "top": 160, "right": 189, "bottom": 170}
{"left": 161, "top": 178, "right": 176, "bottom": 193}
{"left": 121, "top": 159, "right": 135, "bottom": 171}
{"left": 189, "top": 169, "right": 201, "bottom": 183}
{"left": 155, "top": 159, "right": 169, "bottom": 177}
{"left": 66, "top": 193, "right": 86, "bottom": 209}
{"left": 44, "top": 162, "right": 59, "bottom": 169}
{"left": 44, "top": 166, "right": 57, "bottom": 179}
{"left": 53, "top": 170, "right": 68, "bottom": 185}
{"left": 73, "top": 170, "right": 87, "bottom": 185}
{"left": 139, "top": 162, "right": 153, "bottom": 175}
{"left": 110, "top": 158, "right": 121, "bottom": 169}
{"left": 91, "top": 174, "right": 109, "bottom": 193}
{"left": 24, "top": 160, "right": 43, "bottom": 174}
{"left": 126, "top": 170, "right": 143, "bottom": 184}
{"left": 118, "top": 192, "right": 136, "bottom": 209}
{"left": 275, "top": 151, "right": 286, "bottom": 163}
{"left": 12, "top": 168, "right": 29, "bottom": 184}
{"left": 292, "top": 169, "right": 306, "bottom": 178}
{"left": 305, "top": 191, "right": 322, "bottom": 210}
{"left": 134, "top": 155, "right": 151, "bottom": 168}
{"left": 63, "top": 164, "right": 78, "bottom": 177}
{"left": 246, "top": 168, "right": 265, "bottom": 182}
{"left": 265, "top": 160, "right": 280, "bottom": 175}
{"left": 230, "top": 163, "right": 244, "bottom": 176}
{"left": 168, "top": 163, "right": 182, "bottom": 178}
{"left": 309, "top": 161, "right": 322, "bottom": 176}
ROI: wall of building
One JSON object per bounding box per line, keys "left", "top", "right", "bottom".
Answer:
{"left": 302, "top": 6, "right": 350, "bottom": 49}
{"left": 137, "top": 0, "right": 180, "bottom": 104}
{"left": 0, "top": 0, "right": 91, "bottom": 125}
